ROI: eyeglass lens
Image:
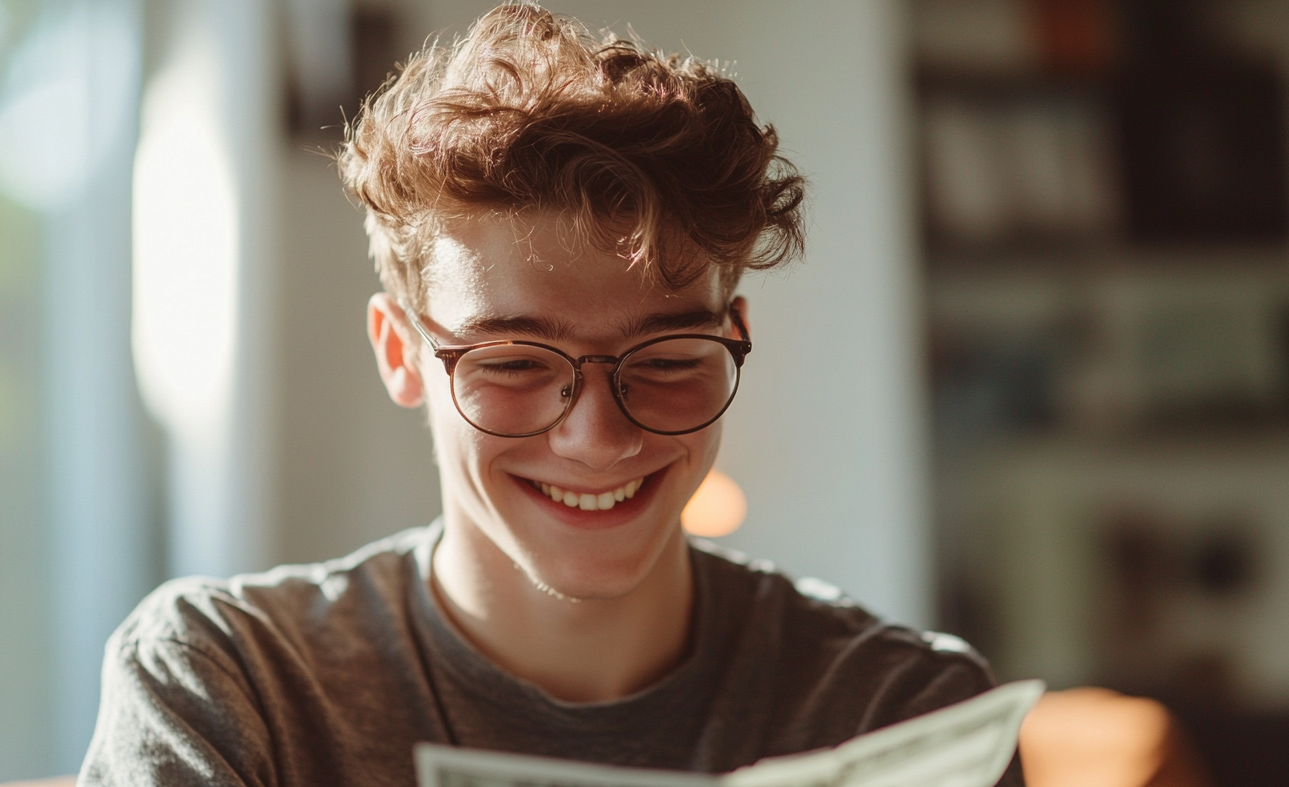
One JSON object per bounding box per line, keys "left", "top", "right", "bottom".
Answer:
{"left": 449, "top": 338, "right": 739, "bottom": 436}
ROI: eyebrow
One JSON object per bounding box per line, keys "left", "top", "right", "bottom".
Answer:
{"left": 455, "top": 316, "right": 576, "bottom": 342}
{"left": 620, "top": 308, "right": 724, "bottom": 338}
{"left": 454, "top": 308, "right": 724, "bottom": 343}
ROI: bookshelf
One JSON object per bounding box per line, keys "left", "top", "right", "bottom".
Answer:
{"left": 915, "top": 2, "right": 1289, "bottom": 783}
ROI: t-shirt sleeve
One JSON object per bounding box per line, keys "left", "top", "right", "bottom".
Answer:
{"left": 80, "top": 614, "right": 275, "bottom": 786}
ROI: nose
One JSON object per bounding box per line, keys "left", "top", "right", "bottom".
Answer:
{"left": 546, "top": 363, "right": 643, "bottom": 469}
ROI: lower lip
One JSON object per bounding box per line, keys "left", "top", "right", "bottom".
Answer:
{"left": 510, "top": 469, "right": 666, "bottom": 531}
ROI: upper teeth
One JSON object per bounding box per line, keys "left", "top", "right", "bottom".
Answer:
{"left": 536, "top": 478, "right": 644, "bottom": 511}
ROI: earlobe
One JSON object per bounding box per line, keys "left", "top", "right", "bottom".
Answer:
{"left": 368, "top": 293, "right": 425, "bottom": 408}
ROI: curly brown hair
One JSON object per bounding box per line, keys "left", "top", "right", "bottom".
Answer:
{"left": 338, "top": 2, "right": 806, "bottom": 306}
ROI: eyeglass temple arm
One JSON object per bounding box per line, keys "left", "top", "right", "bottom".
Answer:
{"left": 397, "top": 298, "right": 441, "bottom": 350}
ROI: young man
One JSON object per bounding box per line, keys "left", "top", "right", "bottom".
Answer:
{"left": 83, "top": 5, "right": 1022, "bottom": 785}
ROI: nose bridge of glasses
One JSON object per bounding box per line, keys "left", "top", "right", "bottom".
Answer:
{"left": 568, "top": 355, "right": 624, "bottom": 402}
{"left": 563, "top": 354, "right": 630, "bottom": 418}
{"left": 573, "top": 354, "right": 620, "bottom": 368}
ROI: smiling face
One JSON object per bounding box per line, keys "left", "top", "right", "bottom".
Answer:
{"left": 406, "top": 213, "right": 738, "bottom": 601}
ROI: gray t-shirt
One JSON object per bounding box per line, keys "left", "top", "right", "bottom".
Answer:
{"left": 80, "top": 523, "right": 1023, "bottom": 786}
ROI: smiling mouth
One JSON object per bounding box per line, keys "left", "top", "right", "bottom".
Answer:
{"left": 526, "top": 476, "right": 648, "bottom": 512}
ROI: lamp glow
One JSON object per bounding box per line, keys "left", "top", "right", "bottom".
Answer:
{"left": 681, "top": 469, "right": 747, "bottom": 538}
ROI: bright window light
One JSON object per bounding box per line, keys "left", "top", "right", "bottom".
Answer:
{"left": 132, "top": 46, "right": 238, "bottom": 437}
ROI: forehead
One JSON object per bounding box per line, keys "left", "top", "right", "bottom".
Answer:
{"left": 423, "top": 213, "right": 725, "bottom": 339}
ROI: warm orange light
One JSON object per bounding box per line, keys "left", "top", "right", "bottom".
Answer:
{"left": 681, "top": 469, "right": 747, "bottom": 537}
{"left": 1019, "top": 688, "right": 1194, "bottom": 787}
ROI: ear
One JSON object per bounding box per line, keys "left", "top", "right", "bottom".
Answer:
{"left": 368, "top": 293, "right": 424, "bottom": 408}
{"left": 730, "top": 296, "right": 750, "bottom": 339}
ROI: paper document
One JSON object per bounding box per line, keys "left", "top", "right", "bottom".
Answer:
{"left": 416, "top": 679, "right": 1044, "bottom": 787}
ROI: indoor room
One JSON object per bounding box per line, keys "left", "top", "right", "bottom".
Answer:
{"left": 0, "top": 0, "right": 1285, "bottom": 784}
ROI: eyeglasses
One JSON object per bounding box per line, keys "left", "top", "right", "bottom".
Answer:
{"left": 399, "top": 300, "right": 752, "bottom": 437}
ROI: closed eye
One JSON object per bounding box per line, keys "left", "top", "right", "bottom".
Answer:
{"left": 477, "top": 359, "right": 549, "bottom": 376}
{"left": 639, "top": 357, "right": 702, "bottom": 371}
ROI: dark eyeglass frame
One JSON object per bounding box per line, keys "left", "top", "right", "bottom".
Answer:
{"left": 398, "top": 299, "right": 752, "bottom": 438}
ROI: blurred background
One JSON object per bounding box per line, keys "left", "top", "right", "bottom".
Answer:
{"left": 0, "top": 0, "right": 1284, "bottom": 783}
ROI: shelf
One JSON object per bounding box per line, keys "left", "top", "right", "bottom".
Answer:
{"left": 915, "top": 64, "right": 1108, "bottom": 98}
{"left": 924, "top": 243, "right": 1289, "bottom": 277}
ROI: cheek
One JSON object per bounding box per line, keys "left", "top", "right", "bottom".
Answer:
{"left": 423, "top": 378, "right": 455, "bottom": 434}
{"left": 425, "top": 384, "right": 480, "bottom": 477}
{"left": 422, "top": 363, "right": 476, "bottom": 452}
{"left": 685, "top": 422, "right": 723, "bottom": 470}
{"left": 425, "top": 387, "right": 513, "bottom": 503}
{"left": 658, "top": 425, "right": 723, "bottom": 503}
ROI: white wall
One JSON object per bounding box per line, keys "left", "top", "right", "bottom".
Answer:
{"left": 272, "top": 147, "right": 440, "bottom": 564}
{"left": 704, "top": 1, "right": 931, "bottom": 627}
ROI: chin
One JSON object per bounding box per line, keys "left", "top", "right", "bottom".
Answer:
{"left": 510, "top": 515, "right": 688, "bottom": 602}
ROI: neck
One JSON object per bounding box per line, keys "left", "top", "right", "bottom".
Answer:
{"left": 430, "top": 516, "right": 695, "bottom": 703}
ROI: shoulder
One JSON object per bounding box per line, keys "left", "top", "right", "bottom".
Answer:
{"left": 86, "top": 527, "right": 439, "bottom": 785}
{"left": 111, "top": 525, "right": 431, "bottom": 669}
{"left": 689, "top": 538, "right": 997, "bottom": 743}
